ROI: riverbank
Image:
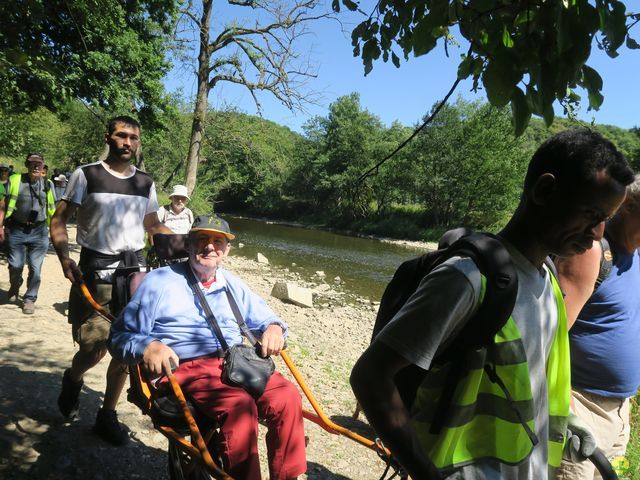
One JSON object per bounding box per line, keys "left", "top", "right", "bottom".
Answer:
{"left": 225, "top": 213, "right": 439, "bottom": 251}
{"left": 0, "top": 231, "right": 389, "bottom": 479}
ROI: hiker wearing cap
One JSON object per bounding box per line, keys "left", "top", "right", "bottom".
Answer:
{"left": 52, "top": 173, "right": 68, "bottom": 205}
{"left": 0, "top": 153, "right": 55, "bottom": 314}
{"left": 350, "top": 129, "right": 634, "bottom": 480}
{"left": 554, "top": 174, "right": 640, "bottom": 479}
{"left": 110, "top": 214, "right": 306, "bottom": 480}
{"left": 157, "top": 184, "right": 194, "bottom": 234}
{"left": 50, "top": 115, "right": 173, "bottom": 446}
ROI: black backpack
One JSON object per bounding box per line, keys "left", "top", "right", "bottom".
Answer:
{"left": 372, "top": 229, "right": 520, "bottom": 412}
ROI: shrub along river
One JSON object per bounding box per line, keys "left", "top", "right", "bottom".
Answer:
{"left": 225, "top": 216, "right": 430, "bottom": 301}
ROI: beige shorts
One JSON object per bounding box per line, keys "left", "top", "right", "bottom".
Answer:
{"left": 69, "top": 282, "right": 113, "bottom": 353}
{"left": 557, "top": 389, "right": 630, "bottom": 480}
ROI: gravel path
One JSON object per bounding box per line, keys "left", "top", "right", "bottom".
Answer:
{"left": 0, "top": 230, "right": 405, "bottom": 480}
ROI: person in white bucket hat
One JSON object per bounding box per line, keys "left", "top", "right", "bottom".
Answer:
{"left": 157, "top": 184, "right": 194, "bottom": 234}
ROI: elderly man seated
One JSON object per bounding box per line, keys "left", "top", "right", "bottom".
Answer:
{"left": 109, "top": 215, "right": 306, "bottom": 480}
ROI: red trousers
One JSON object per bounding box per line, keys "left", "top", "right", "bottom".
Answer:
{"left": 173, "top": 357, "right": 307, "bottom": 480}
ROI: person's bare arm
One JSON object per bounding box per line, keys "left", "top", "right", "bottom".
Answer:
{"left": 143, "top": 211, "right": 173, "bottom": 238}
{"left": 351, "top": 342, "right": 442, "bottom": 480}
{"left": 50, "top": 200, "right": 82, "bottom": 283}
{"left": 554, "top": 241, "right": 602, "bottom": 328}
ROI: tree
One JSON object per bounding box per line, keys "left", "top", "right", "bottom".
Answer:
{"left": 0, "top": 1, "right": 177, "bottom": 124}
{"left": 336, "top": 0, "right": 639, "bottom": 135}
{"left": 408, "top": 99, "right": 529, "bottom": 227}
{"left": 295, "top": 93, "right": 387, "bottom": 221}
{"left": 176, "top": 0, "right": 331, "bottom": 194}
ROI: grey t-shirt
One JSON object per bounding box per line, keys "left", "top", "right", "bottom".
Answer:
{"left": 376, "top": 243, "right": 558, "bottom": 480}
{"left": 11, "top": 175, "right": 49, "bottom": 224}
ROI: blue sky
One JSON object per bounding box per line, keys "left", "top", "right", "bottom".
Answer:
{"left": 164, "top": 7, "right": 640, "bottom": 134}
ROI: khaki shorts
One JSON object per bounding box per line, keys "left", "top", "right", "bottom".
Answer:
{"left": 69, "top": 281, "right": 113, "bottom": 353}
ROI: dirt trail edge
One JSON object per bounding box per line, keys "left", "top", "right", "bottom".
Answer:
{"left": 0, "top": 229, "right": 391, "bottom": 480}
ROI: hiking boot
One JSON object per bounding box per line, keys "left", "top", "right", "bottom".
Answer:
{"left": 22, "top": 302, "right": 35, "bottom": 314}
{"left": 93, "top": 408, "right": 129, "bottom": 446}
{"left": 58, "top": 369, "right": 83, "bottom": 419}
{"left": 5, "top": 289, "right": 19, "bottom": 304}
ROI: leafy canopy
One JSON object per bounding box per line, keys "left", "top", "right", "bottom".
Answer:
{"left": 0, "top": 1, "right": 177, "bottom": 123}
{"left": 334, "top": 0, "right": 640, "bottom": 135}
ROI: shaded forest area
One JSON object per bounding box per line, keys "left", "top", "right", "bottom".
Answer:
{"left": 1, "top": 94, "right": 639, "bottom": 242}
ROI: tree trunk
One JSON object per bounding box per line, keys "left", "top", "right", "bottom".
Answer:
{"left": 184, "top": 0, "right": 212, "bottom": 196}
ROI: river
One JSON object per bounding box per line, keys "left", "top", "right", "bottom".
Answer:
{"left": 225, "top": 216, "right": 430, "bottom": 301}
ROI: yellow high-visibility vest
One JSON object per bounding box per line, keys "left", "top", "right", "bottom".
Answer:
{"left": 5, "top": 174, "right": 56, "bottom": 225}
{"left": 411, "top": 271, "right": 570, "bottom": 476}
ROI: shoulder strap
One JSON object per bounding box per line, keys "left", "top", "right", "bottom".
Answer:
{"left": 595, "top": 235, "right": 613, "bottom": 291}
{"left": 436, "top": 232, "right": 518, "bottom": 361}
{"left": 186, "top": 268, "right": 260, "bottom": 350}
{"left": 187, "top": 268, "right": 229, "bottom": 351}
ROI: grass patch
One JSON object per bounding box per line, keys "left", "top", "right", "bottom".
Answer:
{"left": 622, "top": 395, "right": 640, "bottom": 479}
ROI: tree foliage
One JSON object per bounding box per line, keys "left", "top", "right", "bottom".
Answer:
{"left": 0, "top": 0, "right": 177, "bottom": 124}
{"left": 3, "top": 95, "right": 638, "bottom": 240}
{"left": 335, "top": 0, "right": 640, "bottom": 135}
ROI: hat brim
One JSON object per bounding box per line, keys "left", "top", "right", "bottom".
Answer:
{"left": 170, "top": 193, "right": 190, "bottom": 200}
{"left": 190, "top": 227, "right": 235, "bottom": 240}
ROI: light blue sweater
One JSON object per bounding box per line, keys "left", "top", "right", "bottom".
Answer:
{"left": 109, "top": 262, "right": 287, "bottom": 363}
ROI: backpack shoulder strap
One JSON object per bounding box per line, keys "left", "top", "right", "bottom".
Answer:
{"left": 437, "top": 232, "right": 518, "bottom": 361}
{"left": 594, "top": 235, "right": 614, "bottom": 291}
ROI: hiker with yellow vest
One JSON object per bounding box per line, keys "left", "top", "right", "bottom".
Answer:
{"left": 350, "top": 129, "right": 634, "bottom": 479}
{"left": 0, "top": 153, "right": 55, "bottom": 314}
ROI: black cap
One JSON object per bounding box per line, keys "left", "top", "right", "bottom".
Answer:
{"left": 190, "top": 214, "right": 235, "bottom": 240}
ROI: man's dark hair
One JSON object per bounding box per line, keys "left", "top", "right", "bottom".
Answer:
{"left": 524, "top": 128, "right": 634, "bottom": 191}
{"left": 107, "top": 115, "right": 141, "bottom": 135}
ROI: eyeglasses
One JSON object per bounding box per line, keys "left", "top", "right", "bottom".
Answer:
{"left": 28, "top": 164, "right": 43, "bottom": 171}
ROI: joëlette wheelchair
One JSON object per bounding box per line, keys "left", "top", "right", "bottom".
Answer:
{"left": 79, "top": 233, "right": 393, "bottom": 480}
{"left": 79, "top": 233, "right": 620, "bottom": 480}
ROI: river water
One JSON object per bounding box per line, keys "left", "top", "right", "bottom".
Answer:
{"left": 225, "top": 216, "right": 430, "bottom": 301}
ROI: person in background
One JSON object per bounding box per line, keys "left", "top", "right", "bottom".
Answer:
{"left": 50, "top": 115, "right": 172, "bottom": 445}
{"left": 52, "top": 174, "right": 68, "bottom": 205}
{"left": 157, "top": 184, "right": 194, "bottom": 234}
{"left": 0, "top": 163, "right": 9, "bottom": 196}
{"left": 0, "top": 153, "right": 55, "bottom": 313}
{"left": 555, "top": 174, "right": 640, "bottom": 479}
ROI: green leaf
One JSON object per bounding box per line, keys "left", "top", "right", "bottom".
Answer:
{"left": 510, "top": 87, "right": 530, "bottom": 136}
{"left": 457, "top": 55, "right": 474, "bottom": 80}
{"left": 502, "top": 26, "right": 514, "bottom": 48}
{"left": 482, "top": 56, "right": 521, "bottom": 108}
{"left": 343, "top": 0, "right": 358, "bottom": 12}
{"left": 391, "top": 52, "right": 400, "bottom": 68}
{"left": 582, "top": 64, "right": 603, "bottom": 91}
{"left": 542, "top": 101, "right": 555, "bottom": 127}
{"left": 627, "top": 36, "right": 640, "bottom": 49}
{"left": 412, "top": 18, "right": 438, "bottom": 56}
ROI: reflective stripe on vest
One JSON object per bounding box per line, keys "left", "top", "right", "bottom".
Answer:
{"left": 411, "top": 271, "right": 570, "bottom": 472}
{"left": 6, "top": 174, "right": 56, "bottom": 225}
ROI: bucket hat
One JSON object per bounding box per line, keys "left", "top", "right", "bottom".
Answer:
{"left": 169, "top": 184, "right": 190, "bottom": 200}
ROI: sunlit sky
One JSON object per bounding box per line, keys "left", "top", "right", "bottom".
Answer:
{"left": 164, "top": 5, "right": 640, "bottom": 134}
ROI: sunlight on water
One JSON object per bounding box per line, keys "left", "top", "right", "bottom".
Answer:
{"left": 225, "top": 216, "right": 428, "bottom": 300}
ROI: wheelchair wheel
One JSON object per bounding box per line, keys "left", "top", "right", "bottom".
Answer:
{"left": 167, "top": 441, "right": 215, "bottom": 480}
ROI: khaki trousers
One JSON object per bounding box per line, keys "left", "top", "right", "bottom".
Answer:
{"left": 557, "top": 389, "right": 630, "bottom": 480}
